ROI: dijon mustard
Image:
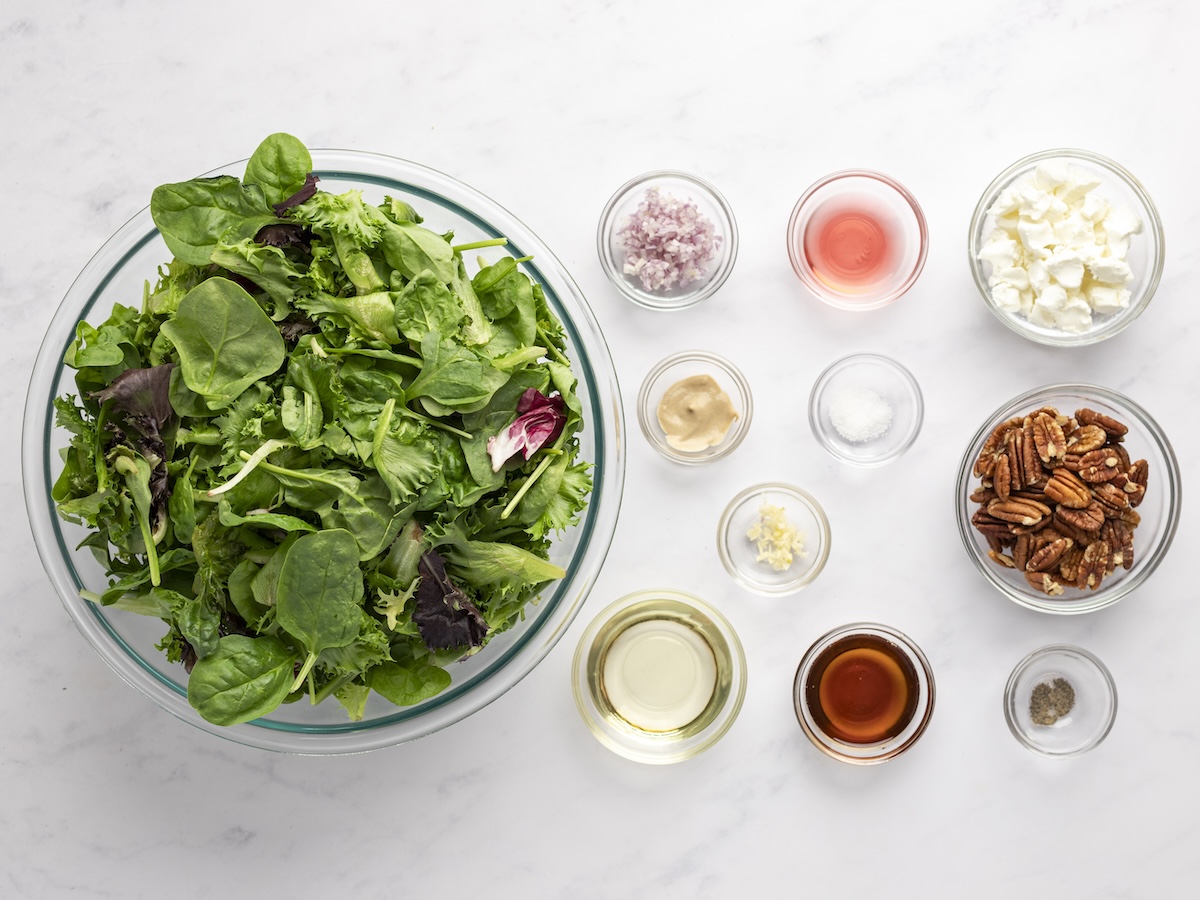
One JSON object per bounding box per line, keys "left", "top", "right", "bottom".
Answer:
{"left": 656, "top": 374, "right": 738, "bottom": 452}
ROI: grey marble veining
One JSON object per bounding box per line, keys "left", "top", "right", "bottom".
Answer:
{"left": 4, "top": 0, "right": 1200, "bottom": 896}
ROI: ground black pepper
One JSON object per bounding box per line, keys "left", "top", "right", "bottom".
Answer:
{"left": 1030, "top": 677, "right": 1075, "bottom": 726}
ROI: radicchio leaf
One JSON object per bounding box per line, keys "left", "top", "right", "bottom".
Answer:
{"left": 255, "top": 222, "right": 312, "bottom": 252}
{"left": 89, "top": 364, "right": 177, "bottom": 539}
{"left": 486, "top": 388, "right": 566, "bottom": 472}
{"left": 273, "top": 173, "right": 320, "bottom": 216}
{"left": 412, "top": 550, "right": 487, "bottom": 651}
{"left": 89, "top": 364, "right": 176, "bottom": 433}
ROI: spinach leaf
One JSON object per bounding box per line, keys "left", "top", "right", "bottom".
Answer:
{"left": 368, "top": 658, "right": 452, "bottom": 707}
{"left": 405, "top": 333, "right": 509, "bottom": 412}
{"left": 243, "top": 132, "right": 313, "bottom": 207}
{"left": 275, "top": 528, "right": 364, "bottom": 690}
{"left": 187, "top": 634, "right": 296, "bottom": 726}
{"left": 380, "top": 220, "right": 456, "bottom": 283}
{"left": 160, "top": 277, "right": 286, "bottom": 408}
{"left": 150, "top": 176, "right": 274, "bottom": 266}
{"left": 393, "top": 270, "right": 466, "bottom": 342}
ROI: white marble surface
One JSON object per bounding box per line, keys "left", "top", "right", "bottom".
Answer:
{"left": 5, "top": 0, "right": 1200, "bottom": 896}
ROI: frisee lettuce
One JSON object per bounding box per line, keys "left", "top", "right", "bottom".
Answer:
{"left": 55, "top": 132, "right": 592, "bottom": 726}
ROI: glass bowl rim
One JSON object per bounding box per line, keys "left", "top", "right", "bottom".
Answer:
{"left": 807, "top": 351, "right": 924, "bottom": 467}
{"left": 786, "top": 168, "right": 929, "bottom": 311}
{"left": 716, "top": 481, "right": 831, "bottom": 595}
{"left": 954, "top": 382, "right": 1181, "bottom": 615}
{"left": 596, "top": 168, "right": 739, "bottom": 312}
{"left": 966, "top": 147, "right": 1166, "bottom": 348}
{"left": 571, "top": 587, "right": 748, "bottom": 764}
{"left": 22, "top": 146, "right": 626, "bottom": 754}
{"left": 791, "top": 620, "right": 936, "bottom": 764}
{"left": 1003, "top": 642, "right": 1117, "bottom": 758}
{"left": 636, "top": 349, "right": 754, "bottom": 464}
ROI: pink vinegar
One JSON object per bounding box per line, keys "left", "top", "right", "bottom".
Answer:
{"left": 804, "top": 197, "right": 903, "bottom": 293}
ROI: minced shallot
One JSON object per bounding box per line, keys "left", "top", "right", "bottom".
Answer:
{"left": 617, "top": 187, "right": 721, "bottom": 292}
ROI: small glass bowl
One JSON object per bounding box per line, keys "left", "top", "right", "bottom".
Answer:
{"left": 808, "top": 353, "right": 923, "bottom": 467}
{"left": 572, "top": 590, "right": 747, "bottom": 765}
{"left": 717, "top": 483, "right": 831, "bottom": 595}
{"left": 637, "top": 351, "right": 753, "bottom": 464}
{"left": 1004, "top": 644, "right": 1117, "bottom": 757}
{"left": 793, "top": 622, "right": 936, "bottom": 765}
{"left": 787, "top": 169, "right": 928, "bottom": 311}
{"left": 968, "top": 149, "right": 1164, "bottom": 347}
{"left": 956, "top": 384, "right": 1181, "bottom": 615}
{"left": 597, "top": 170, "right": 738, "bottom": 311}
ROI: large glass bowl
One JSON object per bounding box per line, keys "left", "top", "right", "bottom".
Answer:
{"left": 23, "top": 148, "right": 625, "bottom": 754}
{"left": 955, "top": 384, "right": 1179, "bottom": 614}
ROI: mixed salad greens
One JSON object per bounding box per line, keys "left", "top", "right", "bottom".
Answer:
{"left": 52, "top": 133, "right": 592, "bottom": 726}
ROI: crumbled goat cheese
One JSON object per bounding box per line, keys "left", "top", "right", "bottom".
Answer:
{"left": 978, "top": 162, "right": 1143, "bottom": 333}
{"left": 617, "top": 187, "right": 721, "bottom": 292}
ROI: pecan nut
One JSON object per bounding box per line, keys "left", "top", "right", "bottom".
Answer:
{"left": 1076, "top": 408, "right": 1129, "bottom": 438}
{"left": 1079, "top": 540, "right": 1112, "bottom": 590}
{"left": 1025, "top": 571, "right": 1066, "bottom": 596}
{"left": 1032, "top": 411, "right": 1067, "bottom": 465}
{"left": 1054, "top": 501, "right": 1105, "bottom": 534}
{"left": 1043, "top": 469, "right": 1091, "bottom": 509}
{"left": 1026, "top": 536, "right": 1073, "bottom": 573}
{"left": 1077, "top": 448, "right": 1123, "bottom": 483}
{"left": 1066, "top": 423, "right": 1108, "bottom": 454}
{"left": 987, "top": 497, "right": 1051, "bottom": 526}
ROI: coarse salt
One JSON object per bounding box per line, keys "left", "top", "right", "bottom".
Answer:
{"left": 617, "top": 187, "right": 721, "bottom": 292}
{"left": 829, "top": 385, "right": 893, "bottom": 443}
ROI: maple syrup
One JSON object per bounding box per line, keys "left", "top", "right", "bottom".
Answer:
{"left": 803, "top": 633, "right": 919, "bottom": 744}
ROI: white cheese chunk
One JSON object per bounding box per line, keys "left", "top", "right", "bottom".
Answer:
{"left": 977, "top": 162, "right": 1143, "bottom": 332}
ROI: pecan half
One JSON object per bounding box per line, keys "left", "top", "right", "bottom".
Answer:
{"left": 1027, "top": 536, "right": 1073, "bottom": 573}
{"left": 1101, "top": 519, "right": 1135, "bottom": 571}
{"left": 1021, "top": 418, "right": 1045, "bottom": 485}
{"left": 1077, "top": 448, "right": 1123, "bottom": 483}
{"left": 972, "top": 510, "right": 1013, "bottom": 540}
{"left": 1058, "top": 545, "right": 1085, "bottom": 585}
{"left": 1128, "top": 459, "right": 1149, "bottom": 508}
{"left": 1077, "top": 408, "right": 1129, "bottom": 438}
{"left": 1025, "top": 570, "right": 1066, "bottom": 596}
{"left": 1055, "top": 501, "right": 1105, "bottom": 534}
{"left": 1092, "top": 481, "right": 1130, "bottom": 515}
{"left": 1066, "top": 423, "right": 1108, "bottom": 454}
{"left": 970, "top": 485, "right": 998, "bottom": 505}
{"left": 1080, "top": 540, "right": 1112, "bottom": 590}
{"left": 1013, "top": 532, "right": 1032, "bottom": 571}
{"left": 988, "top": 549, "right": 1016, "bottom": 568}
{"left": 1043, "top": 469, "right": 1091, "bottom": 509}
{"left": 1032, "top": 411, "right": 1067, "bottom": 465}
{"left": 988, "top": 497, "right": 1051, "bottom": 526}
{"left": 993, "top": 453, "right": 1012, "bottom": 501}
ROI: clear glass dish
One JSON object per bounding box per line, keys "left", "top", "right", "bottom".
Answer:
{"left": 1004, "top": 644, "right": 1117, "bottom": 757}
{"left": 956, "top": 384, "right": 1180, "bottom": 615}
{"left": 792, "top": 622, "right": 936, "bottom": 764}
{"left": 597, "top": 170, "right": 738, "bottom": 311}
{"left": 717, "top": 483, "right": 831, "bottom": 595}
{"left": 636, "top": 350, "right": 752, "bottom": 464}
{"left": 968, "top": 149, "right": 1164, "bottom": 347}
{"left": 22, "top": 148, "right": 625, "bottom": 754}
{"left": 808, "top": 352, "right": 923, "bottom": 467}
{"left": 787, "top": 169, "right": 928, "bottom": 311}
{"left": 571, "top": 589, "right": 747, "bottom": 764}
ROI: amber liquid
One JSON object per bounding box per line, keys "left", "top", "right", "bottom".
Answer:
{"left": 805, "top": 635, "right": 919, "bottom": 744}
{"left": 803, "top": 198, "right": 901, "bottom": 293}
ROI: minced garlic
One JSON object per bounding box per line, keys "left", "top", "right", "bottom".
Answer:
{"left": 746, "top": 502, "right": 806, "bottom": 571}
